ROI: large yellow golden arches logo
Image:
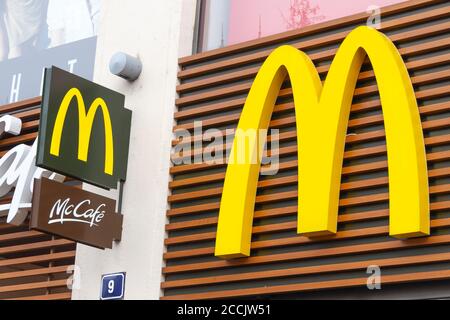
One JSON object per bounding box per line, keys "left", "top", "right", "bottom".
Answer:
{"left": 50, "top": 87, "right": 114, "bottom": 176}
{"left": 215, "top": 26, "right": 429, "bottom": 259}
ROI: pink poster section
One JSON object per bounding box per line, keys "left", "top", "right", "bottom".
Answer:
{"left": 228, "top": 0, "right": 406, "bottom": 45}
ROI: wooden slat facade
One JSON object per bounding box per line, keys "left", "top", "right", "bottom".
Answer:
{"left": 163, "top": 0, "right": 450, "bottom": 299}
{"left": 0, "top": 97, "right": 76, "bottom": 300}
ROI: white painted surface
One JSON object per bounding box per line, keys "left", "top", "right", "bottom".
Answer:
{"left": 72, "top": 0, "right": 197, "bottom": 300}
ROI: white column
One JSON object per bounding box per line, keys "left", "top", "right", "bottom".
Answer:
{"left": 72, "top": 0, "right": 197, "bottom": 300}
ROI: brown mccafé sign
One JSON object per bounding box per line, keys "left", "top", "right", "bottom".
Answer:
{"left": 31, "top": 178, "right": 123, "bottom": 249}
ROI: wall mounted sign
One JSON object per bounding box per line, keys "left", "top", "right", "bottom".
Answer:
{"left": 31, "top": 178, "right": 123, "bottom": 249}
{"left": 215, "top": 26, "right": 429, "bottom": 258}
{"left": 37, "top": 66, "right": 132, "bottom": 190}
{"left": 100, "top": 272, "right": 126, "bottom": 300}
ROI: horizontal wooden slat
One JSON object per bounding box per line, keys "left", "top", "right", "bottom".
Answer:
{"left": 168, "top": 164, "right": 450, "bottom": 204}
{"left": 13, "top": 108, "right": 41, "bottom": 119}
{"left": 0, "top": 265, "right": 71, "bottom": 281}
{"left": 174, "top": 70, "right": 449, "bottom": 136}
{"left": 171, "top": 83, "right": 449, "bottom": 152}
{"left": 162, "top": 268, "right": 450, "bottom": 299}
{"left": 0, "top": 251, "right": 76, "bottom": 268}
{"left": 170, "top": 110, "right": 450, "bottom": 167}
{"left": 172, "top": 127, "right": 450, "bottom": 170}
{"left": 178, "top": 26, "right": 450, "bottom": 94}
{"left": 163, "top": 233, "right": 450, "bottom": 274}
{"left": 0, "top": 230, "right": 43, "bottom": 243}
{"left": 173, "top": 172, "right": 446, "bottom": 215}
{"left": 176, "top": 47, "right": 450, "bottom": 108}
{"left": 170, "top": 125, "right": 450, "bottom": 177}
{"left": 0, "top": 224, "right": 20, "bottom": 231}
{"left": 0, "top": 279, "right": 68, "bottom": 294}
{"left": 167, "top": 146, "right": 450, "bottom": 217}
{"left": 162, "top": 251, "right": 450, "bottom": 289}
{"left": 164, "top": 200, "right": 450, "bottom": 260}
{"left": 169, "top": 131, "right": 450, "bottom": 189}
{"left": 9, "top": 292, "right": 72, "bottom": 300}
{"left": 0, "top": 97, "right": 41, "bottom": 115}
{"left": 165, "top": 198, "right": 450, "bottom": 246}
{"left": 19, "top": 120, "right": 39, "bottom": 132}
{"left": 0, "top": 239, "right": 73, "bottom": 255}
{"left": 0, "top": 132, "right": 37, "bottom": 149}
{"left": 165, "top": 207, "right": 391, "bottom": 232}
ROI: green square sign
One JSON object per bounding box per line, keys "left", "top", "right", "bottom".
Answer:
{"left": 37, "top": 66, "right": 132, "bottom": 189}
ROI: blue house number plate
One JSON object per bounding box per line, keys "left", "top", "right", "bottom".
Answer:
{"left": 101, "top": 272, "right": 126, "bottom": 300}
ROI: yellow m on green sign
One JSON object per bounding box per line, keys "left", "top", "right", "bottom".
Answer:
{"left": 37, "top": 66, "right": 131, "bottom": 190}
{"left": 215, "top": 26, "right": 430, "bottom": 259}
{"left": 50, "top": 87, "right": 114, "bottom": 176}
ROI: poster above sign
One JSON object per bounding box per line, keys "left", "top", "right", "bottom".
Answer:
{"left": 0, "top": 37, "right": 97, "bottom": 105}
{"left": 0, "top": 0, "right": 101, "bottom": 104}
{"left": 31, "top": 177, "right": 123, "bottom": 249}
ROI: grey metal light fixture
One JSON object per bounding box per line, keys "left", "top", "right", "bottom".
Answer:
{"left": 109, "top": 52, "right": 142, "bottom": 81}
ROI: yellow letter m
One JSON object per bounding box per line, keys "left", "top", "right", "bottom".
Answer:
{"left": 215, "top": 26, "right": 430, "bottom": 259}
{"left": 50, "top": 87, "right": 114, "bottom": 176}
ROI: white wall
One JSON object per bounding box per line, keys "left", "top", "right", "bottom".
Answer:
{"left": 72, "top": 0, "right": 197, "bottom": 300}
